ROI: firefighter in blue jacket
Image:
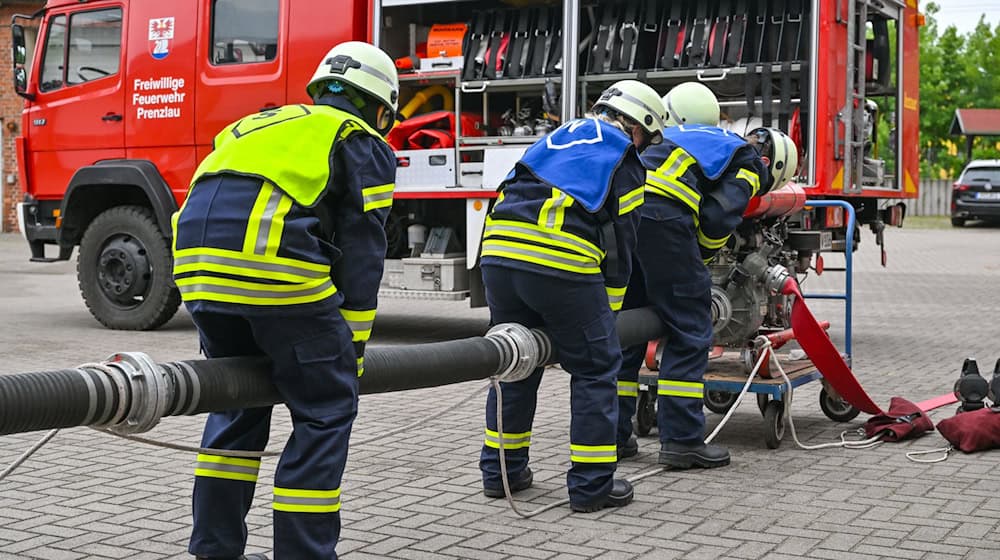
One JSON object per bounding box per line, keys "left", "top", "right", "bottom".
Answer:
{"left": 478, "top": 80, "right": 666, "bottom": 513}
{"left": 615, "top": 82, "right": 798, "bottom": 467}
{"left": 173, "top": 41, "right": 398, "bottom": 560}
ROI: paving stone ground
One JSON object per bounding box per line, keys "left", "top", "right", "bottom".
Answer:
{"left": 1, "top": 223, "right": 999, "bottom": 559}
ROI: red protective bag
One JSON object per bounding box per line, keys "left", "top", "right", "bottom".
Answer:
{"left": 936, "top": 408, "right": 1000, "bottom": 453}
{"left": 862, "top": 397, "right": 934, "bottom": 442}
{"left": 386, "top": 111, "right": 485, "bottom": 150}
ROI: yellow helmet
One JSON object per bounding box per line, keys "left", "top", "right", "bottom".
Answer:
{"left": 306, "top": 41, "right": 399, "bottom": 131}
{"left": 662, "top": 82, "right": 720, "bottom": 127}
{"left": 592, "top": 79, "right": 668, "bottom": 144}
{"left": 748, "top": 128, "right": 799, "bottom": 193}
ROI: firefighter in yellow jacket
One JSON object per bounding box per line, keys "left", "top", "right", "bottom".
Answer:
{"left": 172, "top": 41, "right": 398, "bottom": 560}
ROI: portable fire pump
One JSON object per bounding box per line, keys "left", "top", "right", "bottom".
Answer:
{"left": 10, "top": 0, "right": 919, "bottom": 331}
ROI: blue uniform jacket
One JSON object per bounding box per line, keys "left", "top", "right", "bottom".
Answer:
{"left": 641, "top": 126, "right": 770, "bottom": 262}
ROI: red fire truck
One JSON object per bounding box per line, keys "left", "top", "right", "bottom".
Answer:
{"left": 10, "top": 0, "right": 919, "bottom": 330}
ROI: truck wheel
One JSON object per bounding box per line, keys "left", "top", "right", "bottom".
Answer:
{"left": 951, "top": 217, "right": 966, "bottom": 227}
{"left": 77, "top": 206, "right": 180, "bottom": 330}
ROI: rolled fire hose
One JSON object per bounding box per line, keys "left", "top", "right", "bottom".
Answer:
{"left": 0, "top": 308, "right": 665, "bottom": 437}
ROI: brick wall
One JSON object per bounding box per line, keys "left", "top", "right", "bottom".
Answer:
{"left": 0, "top": 3, "right": 45, "bottom": 233}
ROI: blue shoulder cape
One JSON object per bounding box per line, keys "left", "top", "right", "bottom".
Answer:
{"left": 507, "top": 117, "right": 633, "bottom": 212}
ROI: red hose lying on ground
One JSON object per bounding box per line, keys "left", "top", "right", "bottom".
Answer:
{"left": 783, "top": 278, "right": 959, "bottom": 417}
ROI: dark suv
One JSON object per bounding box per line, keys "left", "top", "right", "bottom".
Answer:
{"left": 952, "top": 160, "right": 1000, "bottom": 227}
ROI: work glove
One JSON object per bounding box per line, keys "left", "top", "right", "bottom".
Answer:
{"left": 354, "top": 341, "right": 366, "bottom": 377}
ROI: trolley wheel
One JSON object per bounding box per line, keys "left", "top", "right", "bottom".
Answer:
{"left": 636, "top": 390, "right": 656, "bottom": 437}
{"left": 704, "top": 390, "right": 738, "bottom": 414}
{"left": 763, "top": 400, "right": 786, "bottom": 449}
{"left": 819, "top": 388, "right": 860, "bottom": 422}
{"left": 756, "top": 393, "right": 770, "bottom": 415}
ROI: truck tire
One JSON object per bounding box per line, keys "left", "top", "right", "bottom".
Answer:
{"left": 77, "top": 206, "right": 181, "bottom": 330}
{"left": 951, "top": 217, "right": 966, "bottom": 227}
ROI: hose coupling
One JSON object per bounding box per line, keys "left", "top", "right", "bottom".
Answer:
{"left": 486, "top": 323, "right": 541, "bottom": 383}
{"left": 104, "top": 352, "right": 171, "bottom": 435}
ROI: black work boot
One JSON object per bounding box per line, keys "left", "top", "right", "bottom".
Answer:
{"left": 196, "top": 555, "right": 269, "bottom": 560}
{"left": 483, "top": 467, "right": 534, "bottom": 498}
{"left": 658, "top": 441, "right": 731, "bottom": 469}
{"left": 618, "top": 435, "right": 639, "bottom": 459}
{"left": 570, "top": 479, "right": 634, "bottom": 513}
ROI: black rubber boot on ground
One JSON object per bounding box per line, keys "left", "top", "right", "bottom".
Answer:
{"left": 658, "top": 441, "right": 731, "bottom": 469}
{"left": 483, "top": 467, "right": 534, "bottom": 498}
{"left": 618, "top": 435, "right": 639, "bottom": 459}
{"left": 196, "top": 555, "right": 269, "bottom": 560}
{"left": 570, "top": 479, "right": 635, "bottom": 513}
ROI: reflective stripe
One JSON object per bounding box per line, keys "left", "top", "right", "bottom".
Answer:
{"left": 357, "top": 356, "right": 364, "bottom": 377}
{"left": 697, "top": 229, "right": 730, "bottom": 251}
{"left": 174, "top": 248, "right": 329, "bottom": 279}
{"left": 481, "top": 239, "right": 602, "bottom": 274}
{"left": 538, "top": 189, "right": 574, "bottom": 230}
{"left": 606, "top": 285, "right": 626, "bottom": 311}
{"left": 484, "top": 219, "right": 604, "bottom": 262}
{"left": 658, "top": 379, "right": 705, "bottom": 399}
{"left": 176, "top": 275, "right": 337, "bottom": 306}
{"left": 273, "top": 487, "right": 341, "bottom": 513}
{"left": 645, "top": 148, "right": 700, "bottom": 212}
{"left": 340, "top": 308, "right": 376, "bottom": 343}
{"left": 570, "top": 443, "right": 617, "bottom": 463}
{"left": 618, "top": 380, "right": 639, "bottom": 398}
{"left": 736, "top": 168, "right": 761, "bottom": 196}
{"left": 362, "top": 183, "right": 394, "bottom": 212}
{"left": 194, "top": 454, "right": 260, "bottom": 483}
{"left": 618, "top": 186, "right": 645, "bottom": 216}
{"left": 484, "top": 428, "right": 532, "bottom": 450}
{"left": 645, "top": 173, "right": 701, "bottom": 213}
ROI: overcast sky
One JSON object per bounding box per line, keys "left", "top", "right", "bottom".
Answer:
{"left": 928, "top": 0, "right": 998, "bottom": 33}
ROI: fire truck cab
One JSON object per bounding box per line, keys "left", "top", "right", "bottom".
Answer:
{"left": 10, "top": 0, "right": 921, "bottom": 330}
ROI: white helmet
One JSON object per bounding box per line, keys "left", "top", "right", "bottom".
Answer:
{"left": 592, "top": 80, "right": 668, "bottom": 144}
{"left": 748, "top": 128, "right": 799, "bottom": 193}
{"left": 662, "top": 82, "right": 721, "bottom": 127}
{"left": 306, "top": 41, "right": 399, "bottom": 132}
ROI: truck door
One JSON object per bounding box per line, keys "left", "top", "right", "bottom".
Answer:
{"left": 123, "top": 2, "right": 198, "bottom": 201}
{"left": 194, "top": 0, "right": 287, "bottom": 159}
{"left": 24, "top": 6, "right": 126, "bottom": 201}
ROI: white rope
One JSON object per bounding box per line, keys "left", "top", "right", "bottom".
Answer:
{"left": 906, "top": 446, "right": 952, "bottom": 463}
{"left": 770, "top": 345, "right": 886, "bottom": 451}
{"left": 0, "top": 429, "right": 60, "bottom": 483}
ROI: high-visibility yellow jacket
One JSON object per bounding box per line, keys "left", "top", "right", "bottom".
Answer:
{"left": 172, "top": 100, "right": 396, "bottom": 361}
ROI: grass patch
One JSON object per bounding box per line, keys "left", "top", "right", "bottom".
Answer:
{"left": 904, "top": 215, "right": 951, "bottom": 230}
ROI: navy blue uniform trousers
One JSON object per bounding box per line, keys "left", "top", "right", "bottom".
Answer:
{"left": 479, "top": 265, "right": 621, "bottom": 507}
{"left": 187, "top": 305, "right": 357, "bottom": 560}
{"left": 616, "top": 201, "right": 714, "bottom": 446}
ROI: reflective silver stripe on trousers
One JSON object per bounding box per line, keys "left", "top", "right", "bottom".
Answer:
{"left": 485, "top": 433, "right": 531, "bottom": 447}
{"left": 484, "top": 222, "right": 602, "bottom": 260}
{"left": 570, "top": 449, "right": 617, "bottom": 459}
{"left": 173, "top": 254, "right": 329, "bottom": 279}
{"left": 273, "top": 495, "right": 340, "bottom": 507}
{"left": 195, "top": 461, "right": 259, "bottom": 477}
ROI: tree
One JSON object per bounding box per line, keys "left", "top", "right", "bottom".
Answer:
{"left": 919, "top": 3, "right": 1000, "bottom": 177}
